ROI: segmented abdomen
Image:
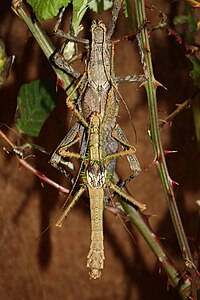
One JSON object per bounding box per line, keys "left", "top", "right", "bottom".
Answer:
{"left": 87, "top": 185, "right": 105, "bottom": 279}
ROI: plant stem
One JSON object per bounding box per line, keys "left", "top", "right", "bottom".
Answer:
{"left": 134, "top": 0, "right": 199, "bottom": 297}
{"left": 0, "top": 130, "right": 69, "bottom": 195}
{"left": 11, "top": 0, "right": 76, "bottom": 98}
{"left": 112, "top": 173, "right": 191, "bottom": 298}
{"left": 159, "top": 99, "right": 191, "bottom": 128}
{"left": 120, "top": 201, "right": 191, "bottom": 299}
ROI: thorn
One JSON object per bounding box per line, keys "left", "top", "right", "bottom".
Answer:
{"left": 166, "top": 277, "right": 173, "bottom": 291}
{"left": 56, "top": 76, "right": 65, "bottom": 90}
{"left": 175, "top": 103, "right": 191, "bottom": 110}
{"left": 159, "top": 118, "right": 167, "bottom": 125}
{"left": 144, "top": 158, "right": 157, "bottom": 171}
{"left": 154, "top": 79, "right": 167, "bottom": 90}
{"left": 11, "top": 0, "right": 23, "bottom": 19}
{"left": 143, "top": 43, "right": 150, "bottom": 53}
{"left": 170, "top": 178, "right": 179, "bottom": 187}
{"left": 139, "top": 81, "right": 148, "bottom": 89}
{"left": 158, "top": 263, "right": 162, "bottom": 275}
{"left": 18, "top": 162, "right": 23, "bottom": 170}
{"left": 148, "top": 29, "right": 152, "bottom": 39}
{"left": 154, "top": 233, "right": 161, "bottom": 242}
{"left": 144, "top": 213, "right": 153, "bottom": 221}
{"left": 40, "top": 181, "right": 44, "bottom": 188}
{"left": 175, "top": 103, "right": 182, "bottom": 108}
{"left": 157, "top": 153, "right": 161, "bottom": 162}
{"left": 141, "top": 213, "right": 154, "bottom": 228}
{"left": 164, "top": 149, "right": 178, "bottom": 155}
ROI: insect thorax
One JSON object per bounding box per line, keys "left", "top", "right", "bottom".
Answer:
{"left": 86, "top": 161, "right": 106, "bottom": 189}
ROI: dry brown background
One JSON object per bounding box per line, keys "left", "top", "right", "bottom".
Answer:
{"left": 0, "top": 1, "right": 199, "bottom": 299}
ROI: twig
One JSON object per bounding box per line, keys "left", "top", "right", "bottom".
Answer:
{"left": 159, "top": 97, "right": 193, "bottom": 129}
{"left": 0, "top": 130, "right": 69, "bottom": 195}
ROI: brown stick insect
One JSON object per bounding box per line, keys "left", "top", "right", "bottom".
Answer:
{"left": 50, "top": 0, "right": 147, "bottom": 279}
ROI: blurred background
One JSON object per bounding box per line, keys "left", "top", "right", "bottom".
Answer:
{"left": 0, "top": 1, "right": 199, "bottom": 299}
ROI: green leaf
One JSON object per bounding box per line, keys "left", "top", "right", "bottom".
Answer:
{"left": 0, "top": 41, "right": 8, "bottom": 86}
{"left": 122, "top": 0, "right": 135, "bottom": 32}
{"left": 26, "top": 0, "right": 115, "bottom": 34}
{"left": 88, "top": 0, "right": 113, "bottom": 13}
{"left": 26, "top": 0, "right": 71, "bottom": 21}
{"left": 26, "top": 0, "right": 113, "bottom": 23}
{"left": 72, "top": 0, "right": 89, "bottom": 35}
{"left": 0, "top": 40, "right": 14, "bottom": 87}
{"left": 16, "top": 79, "right": 56, "bottom": 137}
{"left": 72, "top": 0, "right": 114, "bottom": 35}
{"left": 187, "top": 54, "right": 200, "bottom": 88}
{"left": 174, "top": 14, "right": 197, "bottom": 32}
{"left": 187, "top": 54, "right": 200, "bottom": 146}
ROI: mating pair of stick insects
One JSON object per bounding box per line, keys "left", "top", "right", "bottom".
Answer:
{"left": 50, "top": 0, "right": 147, "bottom": 279}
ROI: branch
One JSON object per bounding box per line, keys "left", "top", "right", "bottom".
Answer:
{"left": 134, "top": 0, "right": 199, "bottom": 298}
{"left": 0, "top": 130, "right": 69, "bottom": 195}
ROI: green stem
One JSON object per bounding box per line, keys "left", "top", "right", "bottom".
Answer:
{"left": 112, "top": 174, "right": 190, "bottom": 298}
{"left": 120, "top": 201, "right": 191, "bottom": 299}
{"left": 134, "top": 0, "right": 198, "bottom": 297}
{"left": 159, "top": 98, "right": 192, "bottom": 129}
{"left": 11, "top": 0, "right": 76, "bottom": 98}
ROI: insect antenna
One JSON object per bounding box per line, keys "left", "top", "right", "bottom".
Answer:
{"left": 106, "top": 189, "right": 136, "bottom": 245}
{"left": 113, "top": 82, "right": 138, "bottom": 144}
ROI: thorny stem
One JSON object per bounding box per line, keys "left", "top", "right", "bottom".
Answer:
{"left": 120, "top": 201, "right": 191, "bottom": 299}
{"left": 159, "top": 91, "right": 200, "bottom": 129}
{"left": 159, "top": 98, "right": 192, "bottom": 129}
{"left": 150, "top": 16, "right": 194, "bottom": 52}
{"left": 112, "top": 172, "right": 191, "bottom": 298}
{"left": 0, "top": 130, "right": 69, "bottom": 195}
{"left": 134, "top": 0, "right": 199, "bottom": 298}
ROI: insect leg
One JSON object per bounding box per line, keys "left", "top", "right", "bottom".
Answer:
{"left": 56, "top": 186, "right": 85, "bottom": 227}
{"left": 108, "top": 181, "right": 146, "bottom": 211}
{"left": 107, "top": 0, "right": 121, "bottom": 39}
{"left": 112, "top": 125, "right": 141, "bottom": 177}
{"left": 115, "top": 74, "right": 147, "bottom": 84}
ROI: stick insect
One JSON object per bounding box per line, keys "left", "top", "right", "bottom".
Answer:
{"left": 50, "top": 0, "right": 147, "bottom": 279}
